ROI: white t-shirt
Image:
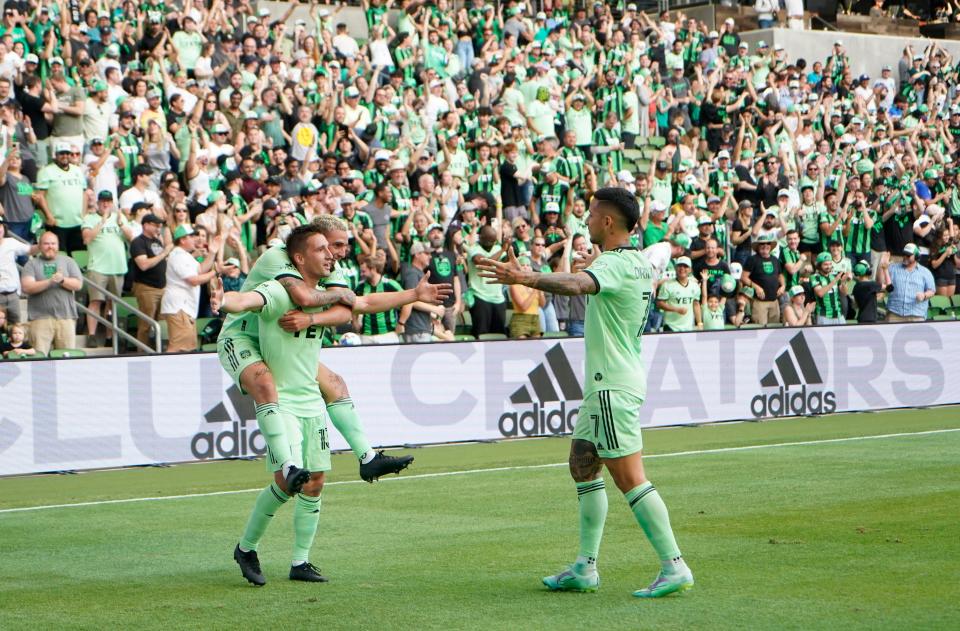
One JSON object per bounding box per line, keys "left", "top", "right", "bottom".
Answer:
{"left": 0, "top": 237, "right": 31, "bottom": 293}
{"left": 119, "top": 186, "right": 162, "bottom": 212}
{"left": 333, "top": 34, "right": 360, "bottom": 58}
{"left": 85, "top": 153, "right": 121, "bottom": 201}
{"left": 161, "top": 247, "right": 200, "bottom": 316}
{"left": 642, "top": 241, "right": 673, "bottom": 281}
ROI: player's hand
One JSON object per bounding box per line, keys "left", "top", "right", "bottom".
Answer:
{"left": 414, "top": 270, "right": 452, "bottom": 304}
{"left": 279, "top": 310, "right": 315, "bottom": 332}
{"left": 477, "top": 247, "right": 525, "bottom": 285}
{"left": 209, "top": 276, "right": 223, "bottom": 314}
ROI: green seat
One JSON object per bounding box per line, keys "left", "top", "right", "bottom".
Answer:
{"left": 7, "top": 351, "right": 45, "bottom": 360}
{"left": 930, "top": 295, "right": 951, "bottom": 315}
{"left": 201, "top": 342, "right": 219, "bottom": 351}
{"left": 454, "top": 334, "right": 475, "bottom": 342}
{"left": 764, "top": 322, "right": 783, "bottom": 328}
{"left": 933, "top": 314, "right": 956, "bottom": 321}
{"left": 623, "top": 148, "right": 644, "bottom": 162}
{"left": 542, "top": 330, "right": 569, "bottom": 338}
{"left": 739, "top": 323, "right": 763, "bottom": 329}
{"left": 49, "top": 348, "right": 86, "bottom": 358}
{"left": 641, "top": 146, "right": 660, "bottom": 160}
{"left": 724, "top": 324, "right": 738, "bottom": 330}
{"left": 635, "top": 159, "right": 652, "bottom": 175}
{"left": 478, "top": 333, "right": 507, "bottom": 341}
{"left": 648, "top": 136, "right": 666, "bottom": 148}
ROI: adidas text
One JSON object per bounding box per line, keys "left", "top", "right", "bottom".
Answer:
{"left": 191, "top": 420, "right": 266, "bottom": 460}
{"left": 498, "top": 401, "right": 578, "bottom": 437}
{"left": 750, "top": 385, "right": 837, "bottom": 419}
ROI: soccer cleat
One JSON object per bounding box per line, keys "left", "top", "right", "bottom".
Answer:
{"left": 284, "top": 465, "right": 312, "bottom": 495}
{"left": 359, "top": 451, "right": 414, "bottom": 483}
{"left": 289, "top": 563, "right": 329, "bottom": 583}
{"left": 234, "top": 545, "right": 266, "bottom": 586}
{"left": 542, "top": 566, "right": 600, "bottom": 593}
{"left": 632, "top": 568, "right": 694, "bottom": 598}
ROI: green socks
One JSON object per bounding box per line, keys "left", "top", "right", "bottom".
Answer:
{"left": 292, "top": 494, "right": 322, "bottom": 566}
{"left": 255, "top": 403, "right": 292, "bottom": 468}
{"left": 327, "top": 398, "right": 374, "bottom": 462}
{"left": 574, "top": 479, "right": 608, "bottom": 575}
{"left": 239, "top": 482, "right": 289, "bottom": 552}
{"left": 625, "top": 482, "right": 682, "bottom": 565}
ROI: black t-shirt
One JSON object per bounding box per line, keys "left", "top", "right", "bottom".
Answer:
{"left": 499, "top": 161, "right": 522, "bottom": 207}
{"left": 428, "top": 250, "right": 457, "bottom": 307}
{"left": 853, "top": 280, "right": 882, "bottom": 322}
{"left": 129, "top": 234, "right": 166, "bottom": 288}
{"left": 884, "top": 213, "right": 914, "bottom": 254}
{"left": 693, "top": 258, "right": 730, "bottom": 293}
{"left": 744, "top": 254, "right": 781, "bottom": 300}
{"left": 16, "top": 89, "right": 49, "bottom": 140}
{"left": 757, "top": 173, "right": 788, "bottom": 209}
{"left": 401, "top": 263, "right": 432, "bottom": 334}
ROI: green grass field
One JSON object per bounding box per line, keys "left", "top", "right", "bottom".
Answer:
{"left": 2, "top": 408, "right": 959, "bottom": 630}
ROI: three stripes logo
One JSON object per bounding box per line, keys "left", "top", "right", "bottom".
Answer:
{"left": 498, "top": 344, "right": 583, "bottom": 437}
{"left": 190, "top": 384, "right": 267, "bottom": 459}
{"left": 750, "top": 333, "right": 837, "bottom": 419}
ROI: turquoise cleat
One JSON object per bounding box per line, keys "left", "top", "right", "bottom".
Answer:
{"left": 632, "top": 568, "right": 694, "bottom": 598}
{"left": 542, "top": 567, "right": 600, "bottom": 593}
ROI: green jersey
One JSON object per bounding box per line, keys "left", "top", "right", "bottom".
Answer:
{"left": 845, "top": 209, "right": 875, "bottom": 254}
{"left": 36, "top": 164, "right": 86, "bottom": 227}
{"left": 582, "top": 248, "right": 655, "bottom": 400}
{"left": 811, "top": 272, "right": 842, "bottom": 318}
{"left": 703, "top": 304, "right": 725, "bottom": 330}
{"left": 779, "top": 247, "right": 802, "bottom": 291}
{"left": 468, "top": 159, "right": 496, "bottom": 194}
{"left": 593, "top": 126, "right": 623, "bottom": 174}
{"left": 467, "top": 243, "right": 505, "bottom": 304}
{"left": 535, "top": 180, "right": 569, "bottom": 216}
{"left": 799, "top": 202, "right": 823, "bottom": 244}
{"left": 817, "top": 209, "right": 844, "bottom": 249}
{"left": 80, "top": 213, "right": 128, "bottom": 275}
{"left": 254, "top": 280, "right": 327, "bottom": 416}
{"left": 357, "top": 276, "right": 403, "bottom": 335}
{"left": 112, "top": 132, "right": 142, "bottom": 188}
{"left": 657, "top": 278, "right": 700, "bottom": 332}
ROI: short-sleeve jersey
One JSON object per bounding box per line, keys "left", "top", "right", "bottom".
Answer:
{"left": 582, "top": 248, "right": 655, "bottom": 400}
{"left": 254, "top": 280, "right": 326, "bottom": 416}
{"left": 219, "top": 244, "right": 301, "bottom": 342}
{"left": 657, "top": 278, "right": 700, "bottom": 331}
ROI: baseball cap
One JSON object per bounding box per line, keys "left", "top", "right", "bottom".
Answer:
{"left": 904, "top": 243, "right": 921, "bottom": 257}
{"left": 853, "top": 260, "right": 871, "bottom": 276}
{"left": 649, "top": 201, "right": 667, "bottom": 213}
{"left": 777, "top": 189, "right": 790, "bottom": 198}
{"left": 670, "top": 233, "right": 691, "bottom": 249}
{"left": 141, "top": 213, "right": 164, "bottom": 225}
{"left": 789, "top": 285, "right": 806, "bottom": 298}
{"left": 222, "top": 257, "right": 240, "bottom": 269}
{"left": 146, "top": 89, "right": 161, "bottom": 99}
{"left": 675, "top": 256, "right": 692, "bottom": 268}
{"left": 616, "top": 170, "right": 635, "bottom": 183}
{"left": 339, "top": 193, "right": 356, "bottom": 205}
{"left": 409, "top": 242, "right": 429, "bottom": 256}
{"left": 344, "top": 86, "right": 360, "bottom": 98}
{"left": 92, "top": 80, "right": 108, "bottom": 92}
{"left": 96, "top": 190, "right": 114, "bottom": 201}
{"left": 815, "top": 252, "right": 832, "bottom": 265}
{"left": 707, "top": 196, "right": 721, "bottom": 204}
{"left": 173, "top": 225, "right": 196, "bottom": 241}
{"left": 24, "top": 53, "right": 38, "bottom": 64}
{"left": 717, "top": 150, "right": 730, "bottom": 159}
{"left": 427, "top": 223, "right": 443, "bottom": 233}
{"left": 697, "top": 215, "right": 714, "bottom": 226}
{"left": 54, "top": 141, "right": 72, "bottom": 154}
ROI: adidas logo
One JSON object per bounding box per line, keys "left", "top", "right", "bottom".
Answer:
{"left": 499, "top": 344, "right": 583, "bottom": 437}
{"left": 751, "top": 333, "right": 836, "bottom": 419}
{"left": 191, "top": 385, "right": 267, "bottom": 459}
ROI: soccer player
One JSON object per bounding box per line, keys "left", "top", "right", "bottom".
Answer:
{"left": 219, "top": 224, "right": 348, "bottom": 584}
{"left": 217, "top": 215, "right": 451, "bottom": 496}
{"left": 478, "top": 187, "right": 694, "bottom": 598}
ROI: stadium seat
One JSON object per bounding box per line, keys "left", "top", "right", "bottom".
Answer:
{"left": 454, "top": 334, "right": 475, "bottom": 342}
{"left": 7, "top": 351, "right": 45, "bottom": 360}
{"left": 739, "top": 324, "right": 762, "bottom": 329}
{"left": 933, "top": 314, "right": 955, "bottom": 321}
{"left": 200, "top": 342, "right": 219, "bottom": 351}
{"left": 929, "top": 295, "right": 951, "bottom": 316}
{"left": 648, "top": 136, "right": 666, "bottom": 148}
{"left": 623, "top": 149, "right": 644, "bottom": 162}
{"left": 765, "top": 322, "right": 783, "bottom": 328}
{"left": 478, "top": 333, "right": 507, "bottom": 341}
{"left": 71, "top": 250, "right": 89, "bottom": 271}
{"left": 49, "top": 349, "right": 87, "bottom": 358}
{"left": 542, "top": 331, "right": 569, "bottom": 338}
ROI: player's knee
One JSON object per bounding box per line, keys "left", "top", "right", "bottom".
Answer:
{"left": 302, "top": 473, "right": 325, "bottom": 496}
{"left": 568, "top": 440, "right": 602, "bottom": 483}
{"left": 244, "top": 364, "right": 277, "bottom": 402}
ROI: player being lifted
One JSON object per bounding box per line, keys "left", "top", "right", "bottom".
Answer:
{"left": 217, "top": 224, "right": 348, "bottom": 584}
{"left": 217, "top": 214, "right": 450, "bottom": 499}
{"left": 478, "top": 187, "right": 694, "bottom": 598}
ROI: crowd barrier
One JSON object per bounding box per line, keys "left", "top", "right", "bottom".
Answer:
{"left": 1, "top": 322, "right": 955, "bottom": 476}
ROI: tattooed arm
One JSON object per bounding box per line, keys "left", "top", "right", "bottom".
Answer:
{"left": 277, "top": 275, "right": 357, "bottom": 308}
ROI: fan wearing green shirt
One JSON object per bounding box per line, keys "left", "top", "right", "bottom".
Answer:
{"left": 591, "top": 112, "right": 624, "bottom": 184}
{"left": 477, "top": 187, "right": 694, "bottom": 598}
{"left": 35, "top": 142, "right": 89, "bottom": 255}
{"left": 811, "top": 252, "right": 850, "bottom": 325}
{"left": 81, "top": 190, "right": 134, "bottom": 340}
{"left": 656, "top": 256, "right": 702, "bottom": 332}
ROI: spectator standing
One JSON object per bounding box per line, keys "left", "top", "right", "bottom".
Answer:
{"left": 35, "top": 142, "right": 89, "bottom": 255}
{"left": 47, "top": 75, "right": 85, "bottom": 155}
{"left": 82, "top": 191, "right": 134, "bottom": 341}
{"left": 0, "top": 148, "right": 35, "bottom": 244}
{"left": 508, "top": 256, "right": 545, "bottom": 339}
{"left": 467, "top": 225, "right": 507, "bottom": 337}
{"left": 20, "top": 231, "right": 83, "bottom": 354}
{"left": 129, "top": 213, "right": 173, "bottom": 346}
{"left": 119, "top": 165, "right": 162, "bottom": 215}
{"left": 741, "top": 233, "right": 785, "bottom": 325}
{"left": 852, "top": 260, "right": 889, "bottom": 324}
{"left": 886, "top": 244, "right": 935, "bottom": 322}
{"left": 426, "top": 223, "right": 461, "bottom": 335}
{"left": 783, "top": 285, "right": 816, "bottom": 326}
{"left": 0, "top": 219, "right": 36, "bottom": 323}
{"left": 355, "top": 251, "right": 403, "bottom": 345}
{"left": 657, "top": 256, "right": 701, "bottom": 332}
{"left": 811, "top": 252, "right": 849, "bottom": 326}
{"left": 160, "top": 225, "right": 219, "bottom": 353}
{"left": 399, "top": 242, "right": 443, "bottom": 343}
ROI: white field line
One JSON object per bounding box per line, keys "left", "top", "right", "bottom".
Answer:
{"left": 1, "top": 427, "right": 958, "bottom": 515}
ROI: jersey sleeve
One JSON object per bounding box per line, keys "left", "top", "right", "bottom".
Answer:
{"left": 584, "top": 252, "right": 624, "bottom": 295}
{"left": 259, "top": 246, "right": 302, "bottom": 282}
{"left": 254, "top": 280, "right": 291, "bottom": 321}
{"left": 323, "top": 264, "right": 350, "bottom": 288}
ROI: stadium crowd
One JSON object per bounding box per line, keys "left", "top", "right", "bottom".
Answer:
{"left": 0, "top": 0, "right": 957, "bottom": 357}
